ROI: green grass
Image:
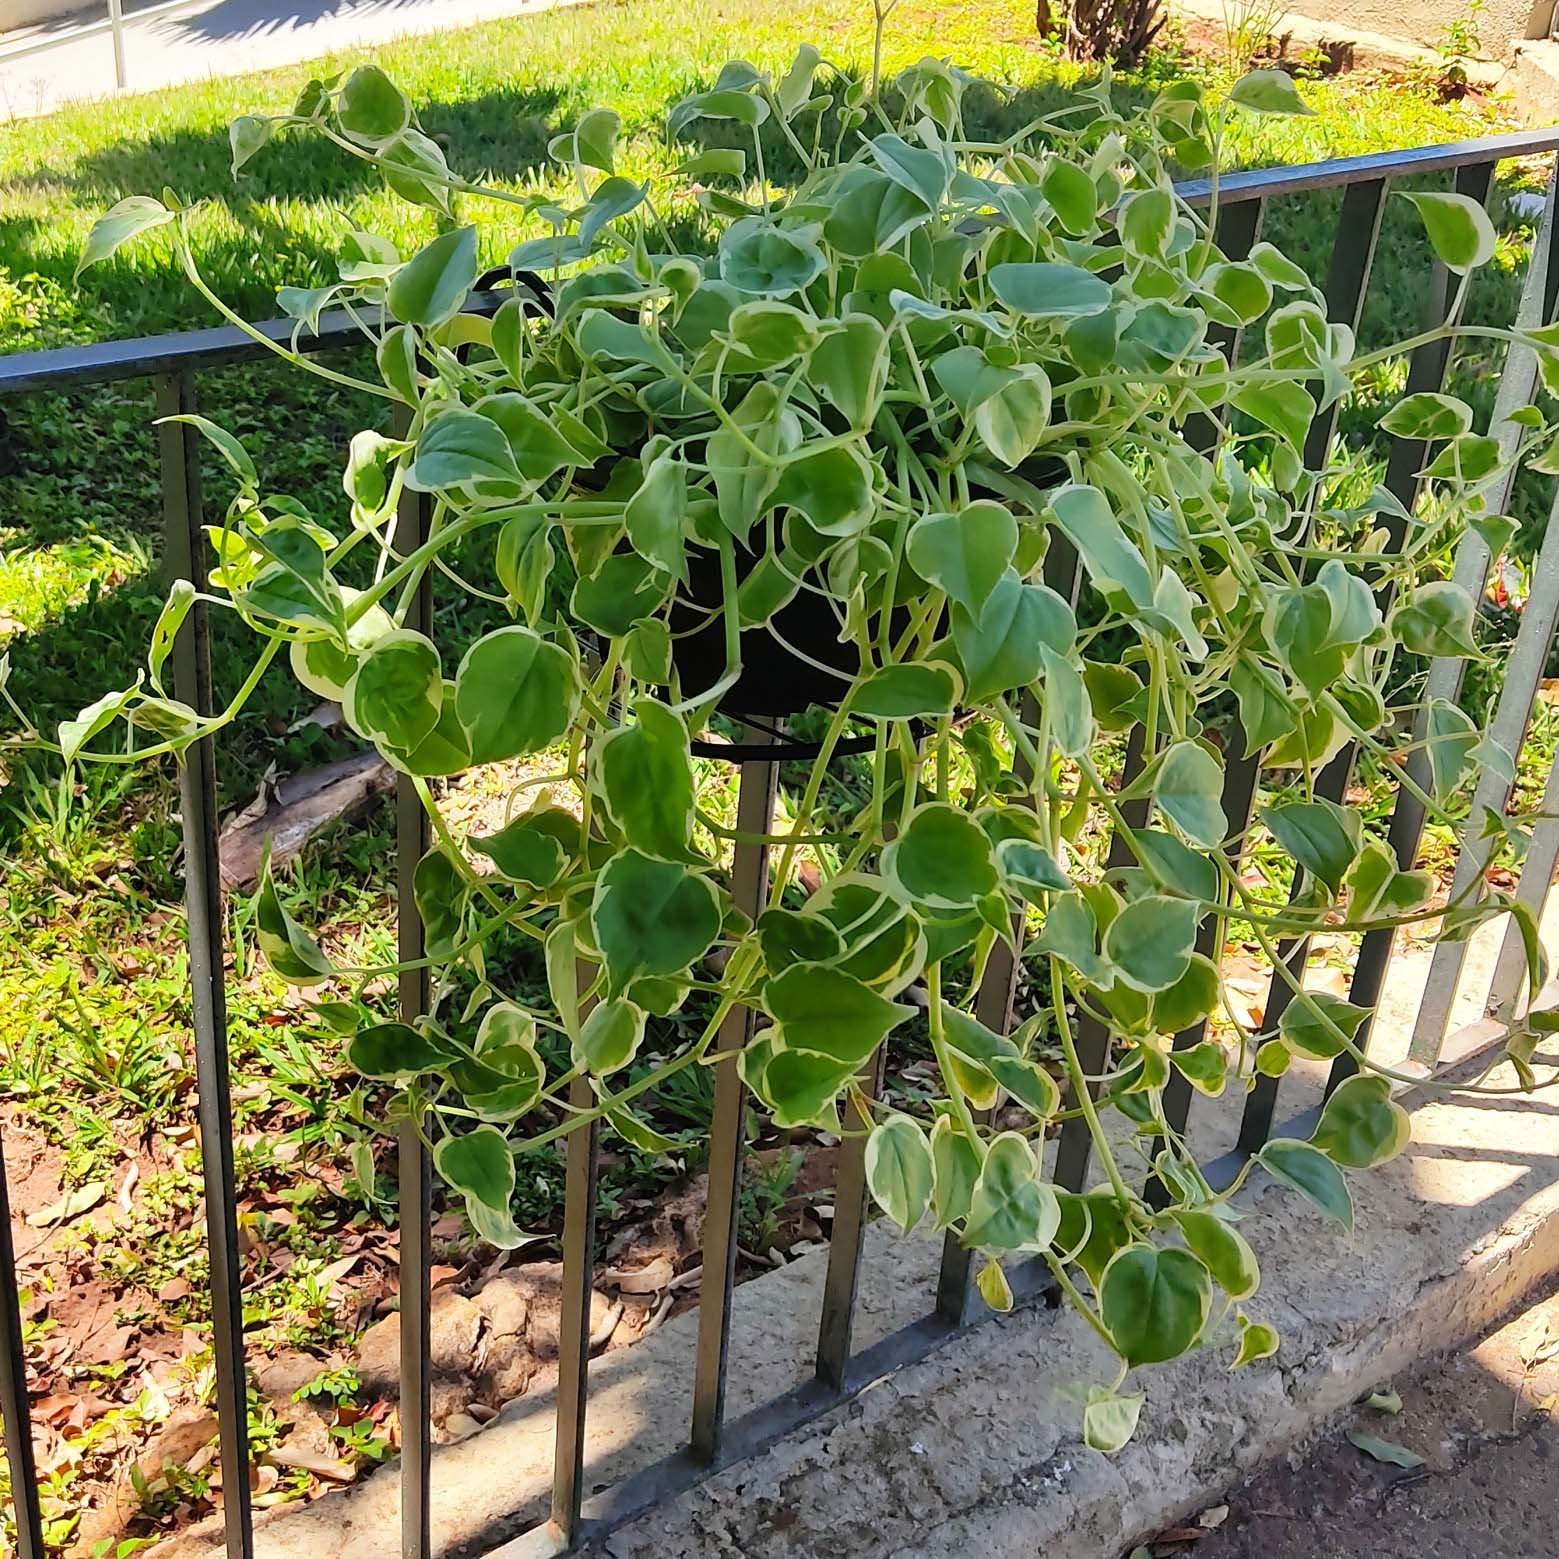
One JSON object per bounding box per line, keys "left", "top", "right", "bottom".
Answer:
{"left": 0, "top": 0, "right": 1541, "bottom": 1547}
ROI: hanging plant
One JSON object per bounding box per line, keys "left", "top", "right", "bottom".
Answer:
{"left": 32, "top": 38, "right": 1559, "bottom": 1448}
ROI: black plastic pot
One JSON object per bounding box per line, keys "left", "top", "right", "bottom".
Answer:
{"left": 669, "top": 539, "right": 857, "bottom": 718}
{"left": 668, "top": 454, "right": 1067, "bottom": 722}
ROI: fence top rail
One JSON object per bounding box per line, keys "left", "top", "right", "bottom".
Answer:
{"left": 3, "top": 126, "right": 1559, "bottom": 397}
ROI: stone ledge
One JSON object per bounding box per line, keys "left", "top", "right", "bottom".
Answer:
{"left": 151, "top": 1040, "right": 1559, "bottom": 1559}
{"left": 588, "top": 1068, "right": 1559, "bottom": 1558}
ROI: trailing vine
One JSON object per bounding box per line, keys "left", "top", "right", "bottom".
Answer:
{"left": 17, "top": 40, "right": 1559, "bottom": 1448}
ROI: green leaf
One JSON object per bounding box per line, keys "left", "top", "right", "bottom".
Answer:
{"left": 1233, "top": 1316, "right": 1280, "bottom": 1368}
{"left": 1100, "top": 1244, "right": 1212, "bottom": 1367}
{"left": 722, "top": 299, "right": 823, "bottom": 371}
{"left": 575, "top": 997, "right": 646, "bottom": 1077}
{"left": 344, "top": 630, "right": 442, "bottom": 752}
{"left": 594, "top": 699, "right": 695, "bottom": 860}
{"left": 951, "top": 573, "right": 1075, "bottom": 702}
{"left": 974, "top": 366, "right": 1053, "bottom": 467}
{"left": 1401, "top": 190, "right": 1497, "bottom": 275}
{"left": 855, "top": 662, "right": 962, "bottom": 720}
{"left": 346, "top": 1022, "right": 453, "bottom": 1080}
{"left": 1134, "top": 830, "right": 1217, "bottom": 904}
{"left": 1151, "top": 954, "right": 1220, "bottom": 1033}
{"left": 1039, "top": 645, "right": 1092, "bottom": 758}
{"left": 1120, "top": 187, "right": 1174, "bottom": 259}
{"left": 930, "top": 1115, "right": 982, "bottom": 1229}
{"left": 963, "top": 1132, "right": 1060, "bottom": 1253}
{"left": 1279, "top": 991, "right": 1370, "bottom": 1060}
{"left": 571, "top": 554, "right": 673, "bottom": 638}
{"left": 337, "top": 65, "right": 411, "bottom": 143}
{"left": 406, "top": 408, "right": 522, "bottom": 491}
{"left": 1083, "top": 1388, "right": 1144, "bottom": 1454}
{"left": 1258, "top": 1138, "right": 1353, "bottom": 1229}
{"left": 1042, "top": 160, "right": 1097, "bottom": 234}
{"left": 76, "top": 196, "right": 176, "bottom": 279}
{"left": 255, "top": 862, "right": 334, "bottom": 986}
{"left": 388, "top": 226, "right": 478, "bottom": 328}
{"left": 811, "top": 315, "right": 888, "bottom": 426}
{"left": 571, "top": 106, "right": 621, "bottom": 172}
{"left": 591, "top": 850, "right": 722, "bottom": 995}
{"left": 1391, "top": 581, "right": 1482, "bottom": 658}
{"left": 159, "top": 414, "right": 257, "bottom": 488}
{"left": 997, "top": 838, "right": 1071, "bottom": 901}
{"left": 1170, "top": 1040, "right": 1227, "bottom": 1096}
{"left": 623, "top": 452, "right": 690, "bottom": 578}
{"left": 1380, "top": 392, "right": 1473, "bottom": 441}
{"left": 988, "top": 262, "right": 1112, "bottom": 319}
{"left": 58, "top": 685, "right": 134, "bottom": 763}
{"left": 1231, "top": 657, "right": 1296, "bottom": 754}
{"left": 1172, "top": 1210, "right": 1259, "bottom": 1300}
{"left": 907, "top": 501, "right": 1018, "bottom": 614}
{"left": 470, "top": 810, "right": 570, "bottom": 889}
{"left": 454, "top": 626, "right": 579, "bottom": 765}
{"left": 719, "top": 216, "right": 825, "bottom": 298}
{"left": 435, "top": 1123, "right": 514, "bottom": 1207}
{"left": 1154, "top": 741, "right": 1228, "bottom": 849}
{"left": 1344, "top": 837, "right": 1433, "bottom": 922}
{"left": 1231, "top": 380, "right": 1314, "bottom": 452}
{"left": 413, "top": 847, "right": 466, "bottom": 960}
{"left": 147, "top": 580, "right": 197, "bottom": 694}
{"left": 1049, "top": 484, "right": 1153, "bottom": 610}
{"left": 866, "top": 1115, "right": 934, "bottom": 1234}
{"left": 229, "top": 114, "right": 273, "bottom": 176}
{"left": 977, "top": 1258, "right": 1014, "bottom": 1313}
{"left": 884, "top": 803, "right": 998, "bottom": 910}
{"left": 770, "top": 445, "right": 876, "bottom": 537}
{"left": 1260, "top": 799, "right": 1363, "bottom": 894}
{"left": 382, "top": 129, "right": 454, "bottom": 212}
{"left": 1227, "top": 68, "right": 1314, "bottom": 115}
{"left": 1310, "top": 1074, "right": 1410, "bottom": 1168}
{"left": 764, "top": 963, "right": 912, "bottom": 1067}
{"left": 1103, "top": 894, "right": 1199, "bottom": 993}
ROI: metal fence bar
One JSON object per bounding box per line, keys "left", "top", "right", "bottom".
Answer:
{"left": 393, "top": 471, "right": 434, "bottom": 1559}
{"left": 1489, "top": 737, "right": 1559, "bottom": 1017}
{"left": 105, "top": 0, "right": 127, "bottom": 89}
{"left": 1408, "top": 478, "right": 1559, "bottom": 1063}
{"left": 550, "top": 1069, "right": 601, "bottom": 1545}
{"left": 1238, "top": 158, "right": 1499, "bottom": 1137}
{"left": 1342, "top": 155, "right": 1558, "bottom": 1075}
{"left": 0, "top": 1117, "right": 44, "bottom": 1559}
{"left": 1302, "top": 177, "right": 1391, "bottom": 471}
{"left": 1052, "top": 726, "right": 1146, "bottom": 1194}
{"left": 690, "top": 739, "right": 778, "bottom": 1463}
{"left": 155, "top": 370, "right": 254, "bottom": 1558}
{"left": 816, "top": 1047, "right": 885, "bottom": 1391}
{"left": 935, "top": 911, "right": 1025, "bottom": 1326}
{"left": 1152, "top": 748, "right": 1261, "bottom": 1194}
{"left": 1146, "top": 193, "right": 1265, "bottom": 1183}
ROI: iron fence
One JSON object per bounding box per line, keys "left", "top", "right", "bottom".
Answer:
{"left": 3, "top": 124, "right": 1559, "bottom": 1558}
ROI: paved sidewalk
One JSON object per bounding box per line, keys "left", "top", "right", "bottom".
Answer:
{"left": 0, "top": 0, "right": 557, "bottom": 120}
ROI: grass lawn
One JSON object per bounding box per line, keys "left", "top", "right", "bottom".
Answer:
{"left": 0, "top": 0, "right": 1546, "bottom": 1549}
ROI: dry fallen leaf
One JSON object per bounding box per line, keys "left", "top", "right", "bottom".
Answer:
{"left": 25, "top": 1181, "right": 105, "bottom": 1228}
{"left": 1347, "top": 1430, "right": 1423, "bottom": 1469}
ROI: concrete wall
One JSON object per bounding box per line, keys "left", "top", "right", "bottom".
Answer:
{"left": 1279, "top": 0, "right": 1547, "bottom": 59}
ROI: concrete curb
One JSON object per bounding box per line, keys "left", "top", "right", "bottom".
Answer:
{"left": 592, "top": 1075, "right": 1559, "bottom": 1558}
{"left": 151, "top": 1047, "right": 1559, "bottom": 1559}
